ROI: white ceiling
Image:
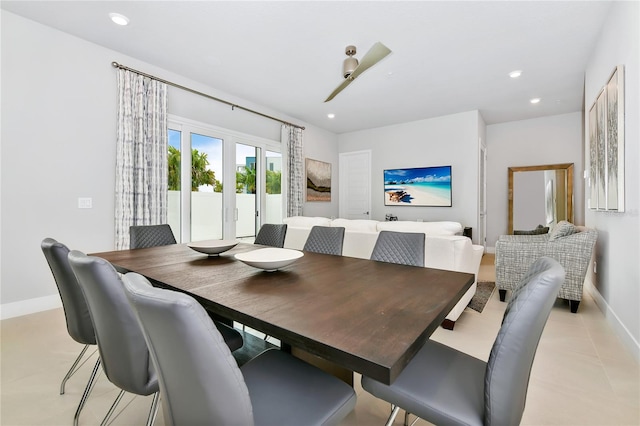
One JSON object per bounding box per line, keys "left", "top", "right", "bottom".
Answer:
{"left": 2, "top": 1, "right": 612, "bottom": 134}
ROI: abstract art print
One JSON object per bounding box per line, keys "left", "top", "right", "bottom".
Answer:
{"left": 305, "top": 158, "right": 331, "bottom": 202}
{"left": 384, "top": 165, "right": 452, "bottom": 207}
{"left": 588, "top": 65, "right": 624, "bottom": 211}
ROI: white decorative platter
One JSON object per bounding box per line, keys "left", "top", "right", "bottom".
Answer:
{"left": 187, "top": 239, "right": 239, "bottom": 256}
{"left": 235, "top": 248, "right": 304, "bottom": 272}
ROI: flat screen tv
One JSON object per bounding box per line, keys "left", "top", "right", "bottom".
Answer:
{"left": 384, "top": 165, "right": 452, "bottom": 207}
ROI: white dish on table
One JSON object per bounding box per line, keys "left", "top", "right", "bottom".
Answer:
{"left": 234, "top": 247, "right": 303, "bottom": 272}
{"left": 187, "top": 239, "right": 239, "bottom": 256}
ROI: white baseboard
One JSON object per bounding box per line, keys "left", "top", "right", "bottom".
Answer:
{"left": 1, "top": 294, "right": 62, "bottom": 320}
{"left": 587, "top": 285, "right": 640, "bottom": 362}
{"left": 486, "top": 246, "right": 496, "bottom": 254}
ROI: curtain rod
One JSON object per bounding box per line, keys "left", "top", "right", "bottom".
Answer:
{"left": 111, "top": 61, "right": 305, "bottom": 130}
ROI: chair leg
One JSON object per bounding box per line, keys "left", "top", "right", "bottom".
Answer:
{"left": 100, "top": 389, "right": 125, "bottom": 426}
{"left": 146, "top": 392, "right": 160, "bottom": 426}
{"left": 499, "top": 289, "right": 507, "bottom": 302}
{"left": 404, "top": 411, "right": 420, "bottom": 426}
{"left": 385, "top": 405, "right": 401, "bottom": 426}
{"left": 61, "top": 344, "right": 91, "bottom": 395}
{"left": 73, "top": 357, "right": 101, "bottom": 426}
{"left": 570, "top": 300, "right": 580, "bottom": 313}
{"left": 441, "top": 319, "right": 455, "bottom": 330}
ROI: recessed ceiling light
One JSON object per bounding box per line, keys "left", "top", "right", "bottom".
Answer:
{"left": 530, "top": 98, "right": 541, "bottom": 104}
{"left": 109, "top": 13, "right": 129, "bottom": 26}
{"left": 509, "top": 70, "right": 522, "bottom": 78}
{"left": 327, "top": 113, "right": 336, "bottom": 119}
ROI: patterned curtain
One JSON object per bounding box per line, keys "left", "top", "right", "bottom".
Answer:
{"left": 281, "top": 125, "right": 304, "bottom": 217}
{"left": 115, "top": 69, "right": 168, "bottom": 249}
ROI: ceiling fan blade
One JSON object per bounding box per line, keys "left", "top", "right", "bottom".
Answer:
{"left": 325, "top": 77, "right": 354, "bottom": 102}
{"left": 324, "top": 42, "right": 392, "bottom": 102}
{"left": 349, "top": 42, "right": 392, "bottom": 80}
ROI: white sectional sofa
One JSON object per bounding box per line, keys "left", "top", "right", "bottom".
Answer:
{"left": 282, "top": 216, "right": 484, "bottom": 329}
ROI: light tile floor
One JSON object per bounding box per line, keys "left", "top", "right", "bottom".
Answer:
{"left": 1, "top": 254, "right": 638, "bottom": 425}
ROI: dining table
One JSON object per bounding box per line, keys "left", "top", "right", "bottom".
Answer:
{"left": 93, "top": 242, "right": 474, "bottom": 386}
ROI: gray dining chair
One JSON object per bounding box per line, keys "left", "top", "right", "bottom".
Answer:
{"left": 361, "top": 256, "right": 564, "bottom": 426}
{"left": 122, "top": 271, "right": 357, "bottom": 426}
{"left": 254, "top": 223, "right": 287, "bottom": 248}
{"left": 129, "top": 224, "right": 177, "bottom": 249}
{"left": 370, "top": 231, "right": 425, "bottom": 267}
{"left": 41, "top": 238, "right": 101, "bottom": 426}
{"left": 68, "top": 250, "right": 160, "bottom": 426}
{"left": 129, "top": 224, "right": 243, "bottom": 351}
{"left": 303, "top": 226, "right": 345, "bottom": 255}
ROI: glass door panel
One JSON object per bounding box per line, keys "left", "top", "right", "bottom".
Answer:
{"left": 265, "top": 150, "right": 282, "bottom": 223}
{"left": 190, "top": 133, "right": 224, "bottom": 241}
{"left": 235, "top": 143, "right": 259, "bottom": 240}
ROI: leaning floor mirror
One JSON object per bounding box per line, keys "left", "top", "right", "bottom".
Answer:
{"left": 508, "top": 163, "right": 574, "bottom": 234}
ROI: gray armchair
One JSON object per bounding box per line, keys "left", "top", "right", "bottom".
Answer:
{"left": 254, "top": 223, "right": 287, "bottom": 247}
{"left": 361, "top": 257, "right": 564, "bottom": 426}
{"left": 68, "top": 251, "right": 160, "bottom": 426}
{"left": 122, "top": 272, "right": 357, "bottom": 426}
{"left": 496, "top": 221, "right": 597, "bottom": 313}
{"left": 303, "top": 226, "right": 345, "bottom": 255}
{"left": 370, "top": 231, "right": 425, "bottom": 267}
{"left": 130, "top": 224, "right": 177, "bottom": 249}
{"left": 41, "top": 238, "right": 101, "bottom": 426}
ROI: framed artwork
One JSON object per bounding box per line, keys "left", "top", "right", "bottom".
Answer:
{"left": 305, "top": 158, "right": 331, "bottom": 202}
{"left": 383, "top": 165, "right": 452, "bottom": 207}
{"left": 588, "top": 65, "right": 625, "bottom": 211}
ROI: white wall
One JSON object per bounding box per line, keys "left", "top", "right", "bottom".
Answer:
{"left": 301, "top": 126, "right": 340, "bottom": 219}
{"left": 485, "top": 112, "right": 584, "bottom": 248}
{"left": 338, "top": 111, "right": 482, "bottom": 237}
{"left": 0, "top": 12, "right": 337, "bottom": 313}
{"left": 584, "top": 1, "right": 640, "bottom": 358}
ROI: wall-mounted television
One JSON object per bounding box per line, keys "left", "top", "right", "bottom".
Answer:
{"left": 384, "top": 165, "right": 452, "bottom": 207}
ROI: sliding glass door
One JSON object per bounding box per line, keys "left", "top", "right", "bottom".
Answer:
{"left": 169, "top": 117, "right": 281, "bottom": 242}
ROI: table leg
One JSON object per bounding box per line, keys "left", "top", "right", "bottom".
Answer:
{"left": 290, "top": 347, "right": 354, "bottom": 386}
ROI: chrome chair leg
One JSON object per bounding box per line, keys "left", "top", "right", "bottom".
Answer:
{"left": 404, "top": 411, "right": 420, "bottom": 426}
{"left": 100, "top": 390, "right": 159, "bottom": 426}
{"left": 61, "top": 344, "right": 90, "bottom": 395}
{"left": 73, "top": 357, "right": 101, "bottom": 426}
{"left": 385, "top": 405, "right": 401, "bottom": 426}
{"left": 146, "top": 392, "right": 160, "bottom": 426}
{"left": 100, "top": 389, "right": 125, "bottom": 426}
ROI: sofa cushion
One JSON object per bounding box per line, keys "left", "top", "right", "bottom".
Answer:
{"left": 548, "top": 221, "right": 576, "bottom": 241}
{"left": 331, "top": 219, "right": 378, "bottom": 232}
{"left": 376, "top": 221, "right": 462, "bottom": 236}
{"left": 514, "top": 225, "right": 550, "bottom": 235}
{"left": 283, "top": 216, "right": 331, "bottom": 228}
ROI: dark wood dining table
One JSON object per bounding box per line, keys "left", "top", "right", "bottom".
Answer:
{"left": 93, "top": 242, "right": 474, "bottom": 385}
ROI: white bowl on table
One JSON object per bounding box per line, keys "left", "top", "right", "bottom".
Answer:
{"left": 234, "top": 247, "right": 303, "bottom": 272}
{"left": 187, "top": 239, "right": 239, "bottom": 256}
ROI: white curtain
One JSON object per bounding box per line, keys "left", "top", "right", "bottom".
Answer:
{"left": 281, "top": 125, "right": 304, "bottom": 217}
{"left": 115, "top": 69, "right": 168, "bottom": 249}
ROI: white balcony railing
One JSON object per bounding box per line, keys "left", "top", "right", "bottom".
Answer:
{"left": 168, "top": 191, "right": 282, "bottom": 242}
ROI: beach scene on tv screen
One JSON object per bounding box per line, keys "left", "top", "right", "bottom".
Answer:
{"left": 384, "top": 166, "right": 452, "bottom": 206}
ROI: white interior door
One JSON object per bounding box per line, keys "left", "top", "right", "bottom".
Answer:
{"left": 339, "top": 150, "right": 371, "bottom": 219}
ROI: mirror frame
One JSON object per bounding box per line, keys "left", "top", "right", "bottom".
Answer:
{"left": 508, "top": 163, "right": 574, "bottom": 234}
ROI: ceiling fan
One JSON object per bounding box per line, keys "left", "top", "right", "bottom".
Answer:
{"left": 324, "top": 42, "right": 392, "bottom": 102}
